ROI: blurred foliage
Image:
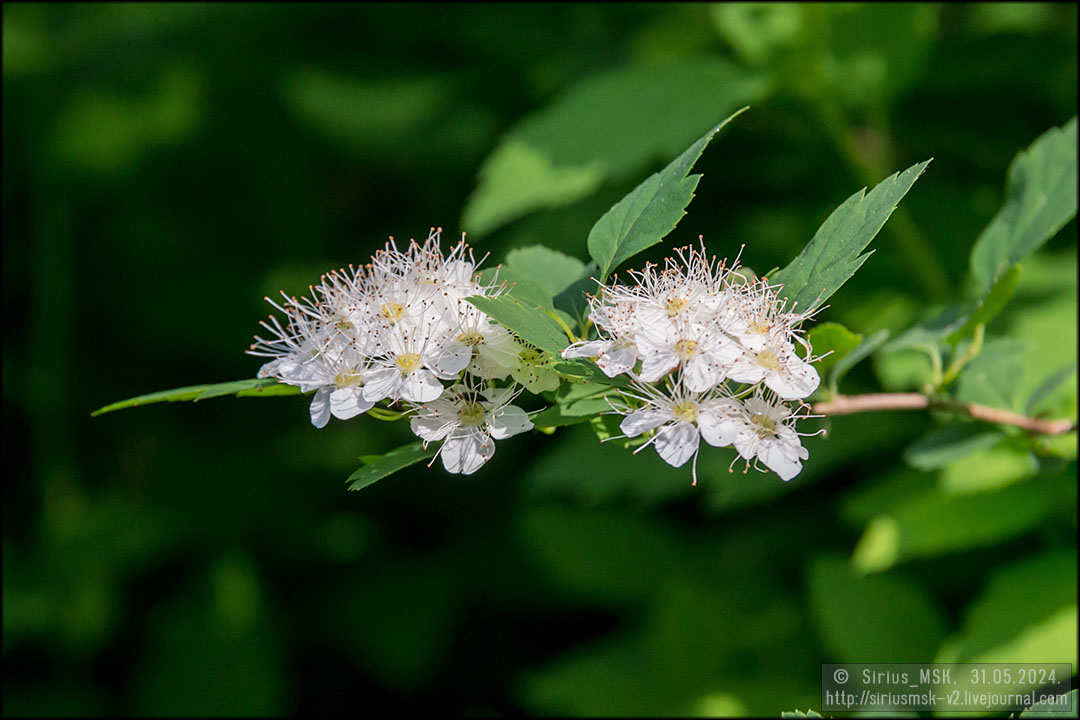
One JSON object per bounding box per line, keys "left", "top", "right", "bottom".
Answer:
{"left": 3, "top": 2, "right": 1076, "bottom": 717}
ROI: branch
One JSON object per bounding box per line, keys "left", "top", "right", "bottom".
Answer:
{"left": 813, "top": 393, "right": 1076, "bottom": 436}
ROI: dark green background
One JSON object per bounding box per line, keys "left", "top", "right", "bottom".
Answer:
{"left": 3, "top": 3, "right": 1077, "bottom": 716}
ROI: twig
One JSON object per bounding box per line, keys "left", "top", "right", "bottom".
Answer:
{"left": 813, "top": 393, "right": 1076, "bottom": 435}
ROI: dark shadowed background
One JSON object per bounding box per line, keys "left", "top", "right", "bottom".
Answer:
{"left": 3, "top": 3, "right": 1077, "bottom": 716}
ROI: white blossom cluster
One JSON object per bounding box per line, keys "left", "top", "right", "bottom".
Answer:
{"left": 562, "top": 244, "right": 824, "bottom": 483}
{"left": 248, "top": 229, "right": 542, "bottom": 474}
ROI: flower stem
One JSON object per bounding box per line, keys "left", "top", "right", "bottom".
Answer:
{"left": 368, "top": 407, "right": 404, "bottom": 422}
{"left": 941, "top": 323, "right": 985, "bottom": 388}
{"left": 545, "top": 309, "right": 578, "bottom": 343}
{"left": 813, "top": 392, "right": 1075, "bottom": 435}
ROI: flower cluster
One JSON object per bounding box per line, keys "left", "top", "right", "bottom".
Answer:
{"left": 562, "top": 243, "right": 823, "bottom": 483}
{"left": 248, "top": 229, "right": 540, "bottom": 474}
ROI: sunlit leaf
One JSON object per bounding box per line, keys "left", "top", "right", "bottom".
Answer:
{"left": 91, "top": 378, "right": 299, "bottom": 417}
{"left": 463, "top": 61, "right": 766, "bottom": 236}
{"left": 940, "top": 548, "right": 1077, "bottom": 667}
{"left": 851, "top": 472, "right": 1061, "bottom": 572}
{"left": 955, "top": 337, "right": 1028, "bottom": 411}
{"left": 505, "top": 245, "right": 587, "bottom": 297}
{"left": 588, "top": 110, "right": 746, "bottom": 281}
{"left": 970, "top": 117, "right": 1078, "bottom": 292}
{"left": 1026, "top": 361, "right": 1078, "bottom": 416}
{"left": 772, "top": 160, "right": 931, "bottom": 312}
{"left": 1020, "top": 689, "right": 1078, "bottom": 717}
{"left": 946, "top": 263, "right": 1023, "bottom": 344}
{"left": 806, "top": 322, "right": 861, "bottom": 385}
{"left": 467, "top": 294, "right": 570, "bottom": 353}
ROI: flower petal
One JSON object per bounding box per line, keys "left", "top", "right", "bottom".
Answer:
{"left": 697, "top": 401, "right": 741, "bottom": 448}
{"left": 758, "top": 434, "right": 806, "bottom": 481}
{"left": 654, "top": 422, "right": 699, "bottom": 468}
{"left": 400, "top": 370, "right": 444, "bottom": 402}
{"left": 683, "top": 355, "right": 723, "bottom": 392}
{"left": 620, "top": 409, "right": 669, "bottom": 437}
{"left": 489, "top": 405, "right": 533, "bottom": 439}
{"left": 725, "top": 356, "right": 766, "bottom": 385}
{"left": 637, "top": 351, "right": 678, "bottom": 382}
{"left": 309, "top": 387, "right": 332, "bottom": 428}
{"left": 441, "top": 431, "right": 494, "bottom": 475}
{"left": 432, "top": 342, "right": 472, "bottom": 377}
{"left": 765, "top": 359, "right": 820, "bottom": 400}
{"left": 361, "top": 367, "right": 400, "bottom": 402}
{"left": 597, "top": 344, "right": 638, "bottom": 377}
{"left": 561, "top": 340, "right": 608, "bottom": 359}
{"left": 409, "top": 406, "right": 454, "bottom": 442}
{"left": 733, "top": 427, "right": 759, "bottom": 460}
{"left": 330, "top": 387, "right": 374, "bottom": 420}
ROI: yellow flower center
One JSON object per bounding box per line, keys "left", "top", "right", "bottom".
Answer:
{"left": 751, "top": 412, "right": 777, "bottom": 437}
{"left": 333, "top": 371, "right": 364, "bottom": 388}
{"left": 381, "top": 303, "right": 405, "bottom": 323}
{"left": 395, "top": 353, "right": 421, "bottom": 374}
{"left": 672, "top": 400, "right": 698, "bottom": 423}
{"left": 458, "top": 330, "right": 484, "bottom": 346}
{"left": 747, "top": 319, "right": 770, "bottom": 336}
{"left": 756, "top": 349, "right": 782, "bottom": 370}
{"left": 664, "top": 296, "right": 689, "bottom": 318}
{"left": 336, "top": 318, "right": 355, "bottom": 331}
{"left": 457, "top": 401, "right": 487, "bottom": 426}
{"left": 674, "top": 339, "right": 698, "bottom": 360}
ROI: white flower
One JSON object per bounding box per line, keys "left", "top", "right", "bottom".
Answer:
{"left": 724, "top": 392, "right": 812, "bottom": 481}
{"left": 634, "top": 313, "right": 741, "bottom": 391}
{"left": 561, "top": 301, "right": 639, "bottom": 377}
{"left": 614, "top": 379, "right": 742, "bottom": 485}
{"left": 362, "top": 321, "right": 460, "bottom": 404}
{"left": 304, "top": 351, "right": 376, "bottom": 428}
{"left": 408, "top": 384, "right": 533, "bottom": 474}
{"left": 723, "top": 335, "right": 820, "bottom": 400}
{"left": 439, "top": 300, "right": 520, "bottom": 380}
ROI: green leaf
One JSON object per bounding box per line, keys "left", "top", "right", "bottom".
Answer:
{"left": 479, "top": 266, "right": 554, "bottom": 310}
{"left": 885, "top": 303, "right": 969, "bottom": 352}
{"left": 956, "top": 338, "right": 1028, "bottom": 411}
{"left": 901, "top": 424, "right": 1005, "bottom": 471}
{"left": 806, "top": 322, "right": 862, "bottom": 386}
{"left": 1026, "top": 361, "right": 1078, "bottom": 416}
{"left": 851, "top": 472, "right": 1060, "bottom": 573}
{"left": 464, "top": 140, "right": 605, "bottom": 238}
{"left": 808, "top": 554, "right": 947, "bottom": 662}
{"left": 780, "top": 712, "right": 824, "bottom": 719}
{"left": 466, "top": 294, "right": 569, "bottom": 354}
{"left": 553, "top": 264, "right": 601, "bottom": 328}
{"left": 347, "top": 442, "right": 436, "bottom": 491}
{"left": 829, "top": 328, "right": 889, "bottom": 393}
{"left": 886, "top": 261, "right": 1019, "bottom": 357}
{"left": 1020, "top": 689, "right": 1078, "bottom": 717}
{"left": 940, "top": 549, "right": 1076, "bottom": 667}
{"left": 530, "top": 404, "right": 594, "bottom": 430}
{"left": 970, "top": 117, "right": 1078, "bottom": 292}
{"left": 946, "top": 263, "right": 1023, "bottom": 344}
{"left": 91, "top": 378, "right": 299, "bottom": 417}
{"left": 772, "top": 160, "right": 931, "bottom": 312}
{"left": 587, "top": 110, "right": 747, "bottom": 281}
{"left": 462, "top": 61, "right": 767, "bottom": 236}
{"left": 504, "top": 245, "right": 586, "bottom": 298}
